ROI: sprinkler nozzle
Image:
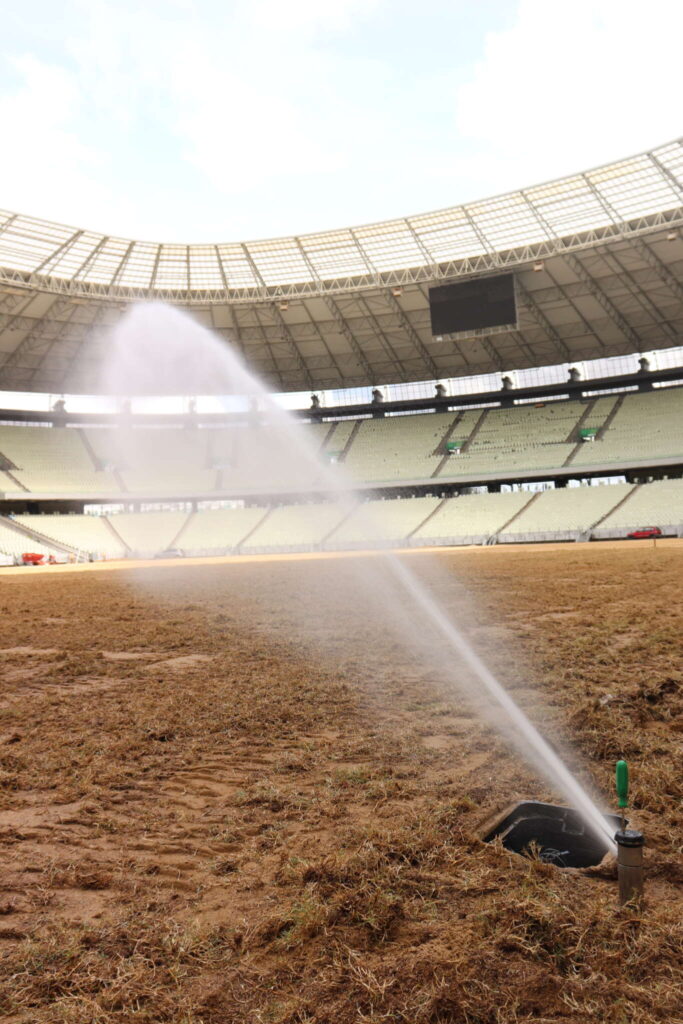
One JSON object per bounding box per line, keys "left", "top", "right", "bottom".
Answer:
{"left": 616, "top": 760, "right": 629, "bottom": 809}
{"left": 615, "top": 759, "right": 629, "bottom": 834}
{"left": 615, "top": 828, "right": 645, "bottom": 906}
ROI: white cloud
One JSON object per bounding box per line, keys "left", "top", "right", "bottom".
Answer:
{"left": 0, "top": 48, "right": 173, "bottom": 236}
{"left": 47, "top": 0, "right": 397, "bottom": 234}
{"left": 246, "top": 0, "right": 383, "bottom": 35}
{"left": 0, "top": 55, "right": 110, "bottom": 224}
{"left": 0, "top": 0, "right": 680, "bottom": 241}
{"left": 452, "top": 0, "right": 683, "bottom": 194}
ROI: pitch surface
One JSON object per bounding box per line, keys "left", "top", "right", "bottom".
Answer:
{"left": 0, "top": 544, "right": 681, "bottom": 1022}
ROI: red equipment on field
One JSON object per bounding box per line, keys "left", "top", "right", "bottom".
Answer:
{"left": 22, "top": 553, "right": 45, "bottom": 565}
{"left": 627, "top": 526, "right": 662, "bottom": 539}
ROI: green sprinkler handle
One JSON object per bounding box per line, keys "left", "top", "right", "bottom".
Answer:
{"left": 616, "top": 760, "right": 629, "bottom": 810}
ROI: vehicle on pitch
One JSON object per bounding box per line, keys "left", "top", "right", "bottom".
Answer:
{"left": 22, "top": 552, "right": 45, "bottom": 565}
{"left": 626, "top": 526, "right": 662, "bottom": 539}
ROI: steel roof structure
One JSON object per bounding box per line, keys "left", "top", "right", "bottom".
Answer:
{"left": 0, "top": 138, "right": 682, "bottom": 394}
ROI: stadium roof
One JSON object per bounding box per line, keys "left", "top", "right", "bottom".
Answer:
{"left": 0, "top": 138, "right": 682, "bottom": 394}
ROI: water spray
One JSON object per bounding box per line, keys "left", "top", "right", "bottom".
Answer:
{"left": 387, "top": 555, "right": 618, "bottom": 855}
{"left": 106, "top": 301, "right": 621, "bottom": 863}
{"left": 614, "top": 760, "right": 645, "bottom": 906}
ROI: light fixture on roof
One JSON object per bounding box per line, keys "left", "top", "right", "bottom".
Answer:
{"left": 667, "top": 230, "right": 677, "bottom": 241}
{"left": 278, "top": 299, "right": 289, "bottom": 311}
{"left": 533, "top": 261, "right": 544, "bottom": 272}
{"left": 391, "top": 286, "right": 403, "bottom": 297}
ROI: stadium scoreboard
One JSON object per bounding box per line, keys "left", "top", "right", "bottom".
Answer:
{"left": 429, "top": 274, "right": 517, "bottom": 335}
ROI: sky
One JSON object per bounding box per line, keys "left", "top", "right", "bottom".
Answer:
{"left": 1, "top": 0, "right": 681, "bottom": 244}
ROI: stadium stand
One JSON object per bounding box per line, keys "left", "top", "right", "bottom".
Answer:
{"left": 498, "top": 483, "right": 635, "bottom": 539}
{"left": 576, "top": 395, "right": 619, "bottom": 433}
{"left": 207, "top": 423, "right": 326, "bottom": 494}
{"left": 306, "top": 421, "right": 336, "bottom": 449}
{"left": 437, "top": 402, "right": 587, "bottom": 479}
{"left": 0, "top": 380, "right": 682, "bottom": 561}
{"left": 0, "top": 389, "right": 681, "bottom": 497}
{"left": 411, "top": 490, "right": 533, "bottom": 544}
{"left": 0, "top": 518, "right": 62, "bottom": 560}
{"left": 0, "top": 426, "right": 119, "bottom": 494}
{"left": 106, "top": 511, "right": 189, "bottom": 555}
{"left": 569, "top": 389, "right": 683, "bottom": 467}
{"left": 2, "top": 475, "right": 682, "bottom": 561}
{"left": 174, "top": 506, "right": 268, "bottom": 553}
{"left": 324, "top": 419, "right": 357, "bottom": 457}
{"left": 343, "top": 412, "right": 459, "bottom": 482}
{"left": 13, "top": 514, "right": 127, "bottom": 559}
{"left": 598, "top": 478, "right": 683, "bottom": 532}
{"left": 241, "top": 502, "right": 345, "bottom": 552}
{"left": 328, "top": 496, "right": 440, "bottom": 548}
{"left": 86, "top": 428, "right": 213, "bottom": 495}
{"left": 0, "top": 471, "right": 19, "bottom": 492}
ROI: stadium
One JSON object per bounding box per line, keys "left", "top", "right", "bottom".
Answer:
{"left": 0, "top": 135, "right": 682, "bottom": 1021}
{"left": 1, "top": 139, "right": 683, "bottom": 561}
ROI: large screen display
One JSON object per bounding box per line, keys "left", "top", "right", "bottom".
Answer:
{"left": 429, "top": 274, "right": 516, "bottom": 335}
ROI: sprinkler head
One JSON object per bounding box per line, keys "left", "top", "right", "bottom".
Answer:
{"left": 615, "top": 828, "right": 645, "bottom": 906}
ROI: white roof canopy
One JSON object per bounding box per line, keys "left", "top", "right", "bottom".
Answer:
{"left": 0, "top": 139, "right": 682, "bottom": 394}
{"left": 0, "top": 139, "right": 681, "bottom": 300}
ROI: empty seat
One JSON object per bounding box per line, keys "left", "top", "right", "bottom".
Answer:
{"left": 502, "top": 483, "right": 633, "bottom": 535}
{"left": 0, "top": 426, "right": 119, "bottom": 495}
{"left": 0, "top": 517, "right": 63, "bottom": 559}
{"left": 13, "top": 514, "right": 126, "bottom": 558}
{"left": 107, "top": 511, "right": 190, "bottom": 555}
{"left": 437, "top": 401, "right": 595, "bottom": 479}
{"left": 413, "top": 491, "right": 531, "bottom": 541}
{"left": 329, "top": 496, "right": 440, "bottom": 546}
{"left": 599, "top": 478, "right": 683, "bottom": 530}
{"left": 87, "top": 428, "right": 214, "bottom": 496}
{"left": 176, "top": 507, "right": 268, "bottom": 553}
{"left": 242, "top": 503, "right": 345, "bottom": 550}
{"left": 571, "top": 390, "right": 683, "bottom": 467}
{"left": 344, "top": 413, "right": 459, "bottom": 482}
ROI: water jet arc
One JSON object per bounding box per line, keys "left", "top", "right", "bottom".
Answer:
{"left": 105, "top": 300, "right": 619, "bottom": 858}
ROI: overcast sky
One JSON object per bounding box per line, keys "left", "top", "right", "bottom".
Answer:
{"left": 1, "top": 0, "right": 681, "bottom": 243}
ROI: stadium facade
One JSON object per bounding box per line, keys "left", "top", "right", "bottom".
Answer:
{"left": 0, "top": 140, "right": 682, "bottom": 562}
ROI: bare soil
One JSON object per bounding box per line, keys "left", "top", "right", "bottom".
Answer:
{"left": 0, "top": 542, "right": 681, "bottom": 1023}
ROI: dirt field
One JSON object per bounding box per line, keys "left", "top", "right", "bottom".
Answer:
{"left": 0, "top": 543, "right": 681, "bottom": 1023}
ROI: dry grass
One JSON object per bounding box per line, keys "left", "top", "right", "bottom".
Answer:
{"left": 0, "top": 543, "right": 681, "bottom": 1022}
